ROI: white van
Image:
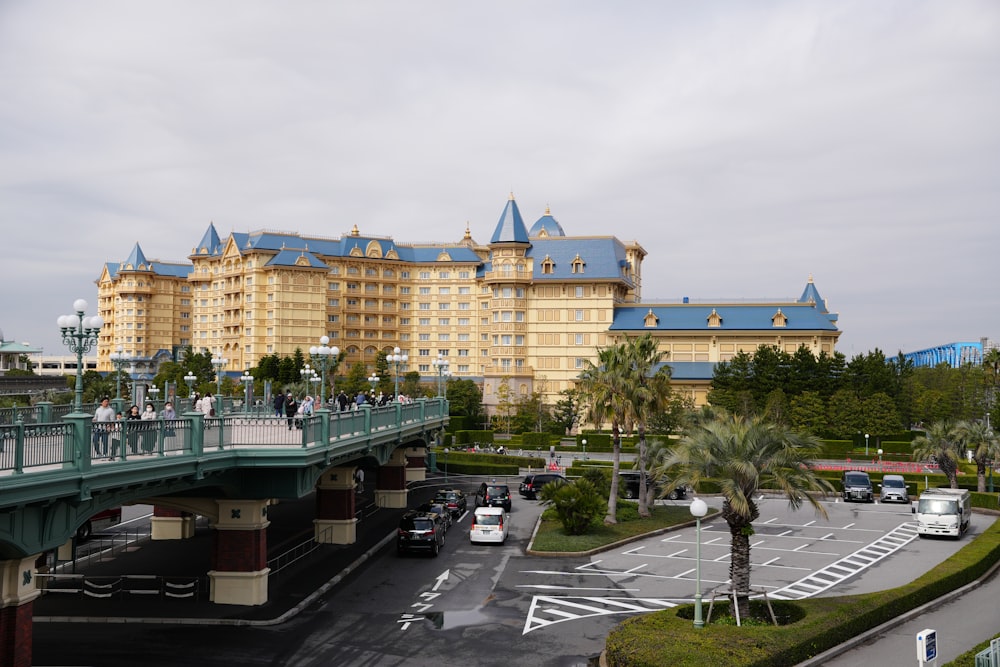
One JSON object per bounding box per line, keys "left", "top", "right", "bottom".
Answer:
{"left": 913, "top": 488, "right": 971, "bottom": 538}
{"left": 469, "top": 506, "right": 509, "bottom": 544}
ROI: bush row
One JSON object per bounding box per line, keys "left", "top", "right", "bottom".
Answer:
{"left": 605, "top": 499, "right": 1000, "bottom": 666}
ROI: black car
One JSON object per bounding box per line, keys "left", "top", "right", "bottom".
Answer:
{"left": 841, "top": 470, "right": 874, "bottom": 503}
{"left": 618, "top": 471, "right": 687, "bottom": 501}
{"left": 432, "top": 488, "right": 468, "bottom": 519}
{"left": 475, "top": 482, "right": 512, "bottom": 512}
{"left": 415, "top": 501, "right": 453, "bottom": 530}
{"left": 396, "top": 510, "right": 446, "bottom": 556}
{"left": 519, "top": 473, "right": 567, "bottom": 500}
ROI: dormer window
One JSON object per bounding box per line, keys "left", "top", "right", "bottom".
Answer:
{"left": 571, "top": 254, "right": 585, "bottom": 274}
{"left": 707, "top": 309, "right": 722, "bottom": 328}
{"left": 643, "top": 309, "right": 659, "bottom": 328}
{"left": 771, "top": 308, "right": 787, "bottom": 328}
{"left": 541, "top": 255, "right": 555, "bottom": 274}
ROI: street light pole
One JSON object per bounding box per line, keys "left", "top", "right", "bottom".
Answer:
{"left": 211, "top": 354, "right": 228, "bottom": 414}
{"left": 308, "top": 336, "right": 338, "bottom": 405}
{"left": 582, "top": 438, "right": 587, "bottom": 461}
{"left": 431, "top": 353, "right": 449, "bottom": 398}
{"left": 57, "top": 299, "right": 104, "bottom": 413}
{"left": 109, "top": 346, "right": 132, "bottom": 410}
{"left": 865, "top": 433, "right": 870, "bottom": 456}
{"left": 183, "top": 372, "right": 198, "bottom": 400}
{"left": 241, "top": 372, "right": 254, "bottom": 414}
{"left": 690, "top": 497, "right": 708, "bottom": 629}
{"left": 368, "top": 373, "right": 380, "bottom": 396}
{"left": 389, "top": 346, "right": 408, "bottom": 401}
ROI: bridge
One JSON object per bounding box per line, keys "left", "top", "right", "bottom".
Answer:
{"left": 0, "top": 399, "right": 448, "bottom": 667}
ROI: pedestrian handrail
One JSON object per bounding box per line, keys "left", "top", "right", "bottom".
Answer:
{"left": 976, "top": 638, "right": 1000, "bottom": 667}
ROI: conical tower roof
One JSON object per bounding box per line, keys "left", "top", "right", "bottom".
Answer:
{"left": 490, "top": 194, "right": 530, "bottom": 244}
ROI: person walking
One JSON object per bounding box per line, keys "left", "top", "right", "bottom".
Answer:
{"left": 125, "top": 404, "right": 142, "bottom": 454}
{"left": 140, "top": 402, "right": 157, "bottom": 454}
{"left": 161, "top": 401, "right": 176, "bottom": 439}
{"left": 284, "top": 392, "right": 298, "bottom": 430}
{"left": 92, "top": 397, "right": 115, "bottom": 457}
{"left": 337, "top": 391, "right": 348, "bottom": 412}
{"left": 273, "top": 391, "right": 285, "bottom": 418}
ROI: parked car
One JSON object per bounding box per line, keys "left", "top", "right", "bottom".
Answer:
{"left": 618, "top": 471, "right": 687, "bottom": 501}
{"left": 415, "top": 501, "right": 453, "bottom": 530}
{"left": 475, "top": 482, "right": 512, "bottom": 512}
{"left": 469, "top": 506, "right": 509, "bottom": 544}
{"left": 396, "top": 510, "right": 446, "bottom": 556}
{"left": 879, "top": 474, "right": 910, "bottom": 503}
{"left": 518, "top": 473, "right": 567, "bottom": 500}
{"left": 432, "top": 488, "right": 468, "bottom": 519}
{"left": 841, "top": 470, "right": 874, "bottom": 503}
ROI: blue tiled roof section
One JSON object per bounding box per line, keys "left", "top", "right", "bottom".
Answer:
{"left": 662, "top": 362, "right": 717, "bottom": 381}
{"left": 610, "top": 303, "right": 839, "bottom": 331}
{"left": 490, "top": 197, "right": 530, "bottom": 244}
{"left": 798, "top": 279, "right": 825, "bottom": 309}
{"left": 264, "top": 249, "right": 329, "bottom": 269}
{"left": 528, "top": 238, "right": 633, "bottom": 284}
{"left": 153, "top": 262, "right": 192, "bottom": 278}
{"left": 528, "top": 212, "right": 566, "bottom": 237}
{"left": 124, "top": 243, "right": 149, "bottom": 268}
{"left": 194, "top": 223, "right": 222, "bottom": 256}
{"left": 237, "top": 231, "right": 481, "bottom": 264}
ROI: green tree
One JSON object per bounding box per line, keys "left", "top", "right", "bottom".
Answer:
{"left": 789, "top": 391, "right": 827, "bottom": 435}
{"left": 861, "top": 392, "right": 902, "bottom": 445}
{"left": 826, "top": 388, "right": 863, "bottom": 438}
{"left": 763, "top": 388, "right": 789, "bottom": 425}
{"left": 495, "top": 376, "right": 514, "bottom": 435}
{"left": 656, "top": 413, "right": 831, "bottom": 619}
{"left": 552, "top": 388, "right": 582, "bottom": 436}
{"left": 538, "top": 478, "right": 604, "bottom": 535}
{"left": 400, "top": 370, "right": 423, "bottom": 399}
{"left": 912, "top": 421, "right": 961, "bottom": 488}
{"left": 954, "top": 419, "right": 1000, "bottom": 492}
{"left": 446, "top": 378, "right": 483, "bottom": 422}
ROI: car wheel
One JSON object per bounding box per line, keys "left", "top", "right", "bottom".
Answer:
{"left": 668, "top": 490, "right": 679, "bottom": 500}
{"left": 76, "top": 521, "right": 93, "bottom": 541}
{"left": 431, "top": 541, "right": 440, "bottom": 557}
{"left": 623, "top": 488, "right": 635, "bottom": 500}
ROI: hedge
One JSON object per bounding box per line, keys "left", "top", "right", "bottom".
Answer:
{"left": 452, "top": 430, "right": 495, "bottom": 445}
{"left": 521, "top": 432, "right": 552, "bottom": 448}
{"left": 605, "top": 500, "right": 1000, "bottom": 666}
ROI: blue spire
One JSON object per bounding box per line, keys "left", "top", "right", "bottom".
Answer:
{"left": 490, "top": 194, "right": 530, "bottom": 244}
{"left": 798, "top": 275, "right": 826, "bottom": 311}
{"left": 195, "top": 222, "right": 222, "bottom": 256}
{"left": 123, "top": 243, "right": 149, "bottom": 270}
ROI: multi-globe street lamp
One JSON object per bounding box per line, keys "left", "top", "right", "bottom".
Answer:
{"left": 389, "top": 346, "right": 408, "bottom": 401}
{"left": 57, "top": 299, "right": 104, "bottom": 413}
{"left": 431, "top": 353, "right": 449, "bottom": 398}
{"left": 308, "top": 336, "right": 339, "bottom": 405}
{"left": 211, "top": 355, "right": 228, "bottom": 412}
{"left": 148, "top": 385, "right": 160, "bottom": 408}
{"left": 109, "top": 346, "right": 132, "bottom": 408}
{"left": 183, "top": 372, "right": 198, "bottom": 398}
{"left": 240, "top": 372, "right": 254, "bottom": 414}
{"left": 689, "top": 497, "right": 709, "bottom": 629}
{"left": 368, "top": 373, "right": 380, "bottom": 395}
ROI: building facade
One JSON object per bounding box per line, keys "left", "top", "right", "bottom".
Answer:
{"left": 94, "top": 195, "right": 841, "bottom": 411}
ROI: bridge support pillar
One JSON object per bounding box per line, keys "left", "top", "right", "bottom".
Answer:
{"left": 314, "top": 467, "right": 357, "bottom": 545}
{"left": 151, "top": 506, "right": 195, "bottom": 540}
{"left": 208, "top": 500, "right": 270, "bottom": 606}
{"left": 375, "top": 449, "right": 409, "bottom": 509}
{"left": 405, "top": 446, "right": 427, "bottom": 483}
{"left": 0, "top": 554, "right": 42, "bottom": 667}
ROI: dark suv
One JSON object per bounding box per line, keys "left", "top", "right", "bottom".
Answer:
{"left": 841, "top": 470, "right": 874, "bottom": 503}
{"left": 396, "top": 510, "right": 446, "bottom": 556}
{"left": 519, "top": 473, "right": 567, "bottom": 500}
{"left": 618, "top": 471, "right": 686, "bottom": 501}
{"left": 475, "top": 482, "right": 512, "bottom": 512}
{"left": 432, "top": 488, "right": 468, "bottom": 519}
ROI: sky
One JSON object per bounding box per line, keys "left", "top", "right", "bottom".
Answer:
{"left": 2, "top": 1, "right": 998, "bottom": 360}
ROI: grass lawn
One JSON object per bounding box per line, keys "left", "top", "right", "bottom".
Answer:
{"left": 531, "top": 503, "right": 717, "bottom": 553}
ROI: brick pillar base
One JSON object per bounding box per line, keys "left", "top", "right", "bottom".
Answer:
{"left": 405, "top": 446, "right": 427, "bottom": 483}
{"left": 314, "top": 466, "right": 358, "bottom": 544}
{"left": 208, "top": 500, "right": 270, "bottom": 606}
{"left": 0, "top": 555, "right": 42, "bottom": 667}
{"left": 376, "top": 449, "right": 409, "bottom": 509}
{"left": 151, "top": 506, "right": 195, "bottom": 540}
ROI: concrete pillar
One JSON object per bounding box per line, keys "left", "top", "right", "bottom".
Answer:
{"left": 0, "top": 554, "right": 43, "bottom": 667}
{"left": 151, "top": 506, "right": 195, "bottom": 540}
{"left": 405, "top": 445, "right": 427, "bottom": 483}
{"left": 208, "top": 499, "right": 270, "bottom": 606}
{"left": 375, "top": 449, "right": 408, "bottom": 509}
{"left": 314, "top": 466, "right": 358, "bottom": 544}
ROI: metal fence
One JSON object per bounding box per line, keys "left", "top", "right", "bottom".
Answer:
{"left": 977, "top": 638, "right": 1000, "bottom": 667}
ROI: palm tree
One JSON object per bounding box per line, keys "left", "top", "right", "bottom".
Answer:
{"left": 955, "top": 420, "right": 1000, "bottom": 492}
{"left": 656, "top": 413, "right": 831, "bottom": 619}
{"left": 578, "top": 344, "right": 630, "bottom": 524}
{"left": 912, "top": 421, "right": 961, "bottom": 488}
{"left": 618, "top": 334, "right": 672, "bottom": 518}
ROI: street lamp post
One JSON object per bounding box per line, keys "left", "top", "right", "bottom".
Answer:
{"left": 689, "top": 497, "right": 708, "bottom": 629}
{"left": 57, "top": 299, "right": 104, "bottom": 413}
{"left": 431, "top": 353, "right": 449, "bottom": 397}
{"left": 148, "top": 385, "right": 160, "bottom": 408}
{"left": 877, "top": 448, "right": 883, "bottom": 467}
{"left": 308, "top": 336, "right": 339, "bottom": 405}
{"left": 109, "top": 346, "right": 132, "bottom": 409}
{"left": 389, "top": 346, "right": 408, "bottom": 401}
{"left": 241, "top": 372, "right": 254, "bottom": 414}
{"left": 183, "top": 372, "right": 198, "bottom": 399}
{"left": 443, "top": 446, "right": 450, "bottom": 483}
{"left": 211, "top": 355, "right": 228, "bottom": 413}
{"left": 368, "top": 373, "right": 380, "bottom": 396}
{"left": 582, "top": 438, "right": 587, "bottom": 461}
{"left": 864, "top": 433, "right": 870, "bottom": 456}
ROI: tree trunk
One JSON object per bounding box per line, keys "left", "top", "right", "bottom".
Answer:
{"left": 605, "top": 422, "right": 621, "bottom": 524}
{"left": 637, "top": 425, "right": 649, "bottom": 518}
{"left": 976, "top": 459, "right": 987, "bottom": 493}
{"left": 724, "top": 500, "right": 755, "bottom": 621}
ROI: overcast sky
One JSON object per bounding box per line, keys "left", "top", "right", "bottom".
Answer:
{"left": 2, "top": 1, "right": 998, "bottom": 360}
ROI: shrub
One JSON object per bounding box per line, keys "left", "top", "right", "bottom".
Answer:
{"left": 538, "top": 477, "right": 605, "bottom": 535}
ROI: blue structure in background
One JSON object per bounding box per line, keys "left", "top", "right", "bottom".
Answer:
{"left": 902, "top": 341, "right": 984, "bottom": 368}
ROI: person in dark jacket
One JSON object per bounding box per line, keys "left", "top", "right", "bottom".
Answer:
{"left": 284, "top": 393, "right": 298, "bottom": 430}
{"left": 337, "top": 391, "right": 348, "bottom": 412}
{"left": 273, "top": 391, "right": 285, "bottom": 418}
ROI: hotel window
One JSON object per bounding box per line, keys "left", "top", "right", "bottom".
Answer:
{"left": 400, "top": 286, "right": 411, "bottom": 294}
{"left": 419, "top": 349, "right": 430, "bottom": 356}
{"left": 575, "top": 286, "right": 584, "bottom": 298}
{"left": 419, "top": 318, "right": 431, "bottom": 326}
{"left": 439, "top": 334, "right": 450, "bottom": 341}
{"left": 575, "top": 310, "right": 584, "bottom": 321}
{"left": 458, "top": 364, "right": 469, "bottom": 372}
{"left": 458, "top": 287, "right": 470, "bottom": 295}
{"left": 401, "top": 271, "right": 410, "bottom": 278}
{"left": 419, "top": 303, "right": 430, "bottom": 310}
{"left": 438, "top": 318, "right": 450, "bottom": 326}
{"left": 439, "top": 287, "right": 450, "bottom": 295}
{"left": 459, "top": 271, "right": 470, "bottom": 279}
{"left": 438, "top": 303, "right": 450, "bottom": 310}
{"left": 516, "top": 335, "right": 524, "bottom": 345}
{"left": 419, "top": 271, "right": 431, "bottom": 280}
{"left": 439, "top": 272, "right": 450, "bottom": 279}
{"left": 419, "top": 287, "right": 431, "bottom": 295}
{"left": 419, "top": 364, "right": 430, "bottom": 372}
{"left": 419, "top": 334, "right": 431, "bottom": 341}
{"left": 458, "top": 349, "right": 469, "bottom": 357}
{"left": 458, "top": 302, "right": 470, "bottom": 310}
{"left": 576, "top": 334, "right": 584, "bottom": 345}
{"left": 575, "top": 357, "right": 585, "bottom": 368}
{"left": 329, "top": 299, "right": 340, "bottom": 307}
{"left": 400, "top": 318, "right": 410, "bottom": 325}
{"left": 458, "top": 333, "right": 470, "bottom": 341}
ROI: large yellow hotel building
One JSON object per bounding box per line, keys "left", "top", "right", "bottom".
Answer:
{"left": 95, "top": 195, "right": 840, "bottom": 411}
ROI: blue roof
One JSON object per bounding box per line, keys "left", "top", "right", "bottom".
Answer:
{"left": 661, "top": 361, "right": 717, "bottom": 381}
{"left": 264, "top": 249, "right": 330, "bottom": 269}
{"left": 123, "top": 243, "right": 149, "bottom": 269}
{"left": 528, "top": 209, "right": 566, "bottom": 238}
{"left": 528, "top": 237, "right": 634, "bottom": 285}
{"left": 611, "top": 302, "right": 839, "bottom": 332}
{"left": 490, "top": 196, "right": 530, "bottom": 244}
{"left": 193, "top": 223, "right": 222, "bottom": 256}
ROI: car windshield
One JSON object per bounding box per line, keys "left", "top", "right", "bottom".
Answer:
{"left": 486, "top": 486, "right": 508, "bottom": 495}
{"left": 845, "top": 474, "right": 869, "bottom": 485}
{"left": 475, "top": 514, "right": 502, "bottom": 525}
{"left": 403, "top": 518, "right": 434, "bottom": 531}
{"left": 918, "top": 499, "right": 957, "bottom": 515}
{"left": 883, "top": 479, "right": 905, "bottom": 488}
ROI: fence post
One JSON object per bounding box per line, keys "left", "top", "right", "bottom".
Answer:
{"left": 63, "top": 413, "right": 92, "bottom": 472}
{"left": 186, "top": 411, "right": 204, "bottom": 457}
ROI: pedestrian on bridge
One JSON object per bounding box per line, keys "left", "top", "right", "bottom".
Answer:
{"left": 273, "top": 392, "right": 285, "bottom": 418}
{"left": 92, "top": 397, "right": 115, "bottom": 457}
{"left": 284, "top": 392, "right": 298, "bottom": 430}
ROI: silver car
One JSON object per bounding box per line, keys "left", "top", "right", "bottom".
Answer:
{"left": 879, "top": 474, "right": 910, "bottom": 503}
